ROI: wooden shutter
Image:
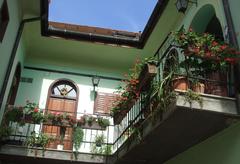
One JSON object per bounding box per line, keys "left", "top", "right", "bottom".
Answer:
{"left": 94, "top": 92, "right": 118, "bottom": 115}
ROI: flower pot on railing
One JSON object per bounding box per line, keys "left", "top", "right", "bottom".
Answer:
{"left": 192, "top": 82, "right": 205, "bottom": 93}
{"left": 81, "top": 120, "right": 106, "bottom": 130}
{"left": 172, "top": 76, "right": 189, "bottom": 91}
{"left": 138, "top": 63, "right": 157, "bottom": 92}
{"left": 56, "top": 126, "right": 66, "bottom": 150}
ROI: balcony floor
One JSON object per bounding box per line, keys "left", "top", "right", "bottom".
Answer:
{"left": 0, "top": 145, "right": 106, "bottom": 164}
{"left": 110, "top": 94, "right": 239, "bottom": 164}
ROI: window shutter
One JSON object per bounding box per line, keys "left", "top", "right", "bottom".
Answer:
{"left": 94, "top": 92, "right": 118, "bottom": 115}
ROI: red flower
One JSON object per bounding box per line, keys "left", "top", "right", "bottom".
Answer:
{"left": 220, "top": 45, "right": 227, "bottom": 50}
{"left": 224, "top": 58, "right": 237, "bottom": 64}
{"left": 193, "top": 47, "right": 200, "bottom": 54}
{"left": 205, "top": 51, "right": 212, "bottom": 57}
{"left": 33, "top": 108, "right": 39, "bottom": 113}
{"left": 212, "top": 41, "right": 218, "bottom": 47}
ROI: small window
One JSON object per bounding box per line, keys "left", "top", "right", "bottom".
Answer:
{"left": 94, "top": 92, "right": 118, "bottom": 115}
{"left": 0, "top": 0, "right": 9, "bottom": 42}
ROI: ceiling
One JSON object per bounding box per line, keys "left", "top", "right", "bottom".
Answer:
{"left": 20, "top": 0, "right": 182, "bottom": 77}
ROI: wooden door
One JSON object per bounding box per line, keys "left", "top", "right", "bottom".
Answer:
{"left": 43, "top": 80, "right": 78, "bottom": 150}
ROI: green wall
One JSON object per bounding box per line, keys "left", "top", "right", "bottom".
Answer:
{"left": 15, "top": 67, "right": 120, "bottom": 108}
{"left": 165, "top": 122, "right": 240, "bottom": 164}
{"left": 0, "top": 0, "right": 24, "bottom": 122}
{"left": 164, "top": 1, "right": 240, "bottom": 164}
{"left": 228, "top": 0, "right": 240, "bottom": 48}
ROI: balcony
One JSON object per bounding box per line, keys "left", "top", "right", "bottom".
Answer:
{"left": 1, "top": 32, "right": 240, "bottom": 164}
{"left": 107, "top": 31, "right": 240, "bottom": 163}
{"left": 0, "top": 110, "right": 114, "bottom": 164}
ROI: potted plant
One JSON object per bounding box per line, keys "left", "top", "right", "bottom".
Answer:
{"left": 138, "top": 57, "right": 158, "bottom": 91}
{"left": 25, "top": 131, "right": 53, "bottom": 149}
{"left": 173, "top": 28, "right": 240, "bottom": 95}
{"left": 25, "top": 132, "right": 54, "bottom": 156}
{"left": 22, "top": 101, "right": 44, "bottom": 124}
{"left": 95, "top": 134, "right": 105, "bottom": 147}
{"left": 5, "top": 105, "right": 23, "bottom": 123}
{"left": 97, "top": 117, "right": 110, "bottom": 129}
{"left": 112, "top": 58, "right": 157, "bottom": 125}
{"left": 72, "top": 127, "right": 84, "bottom": 152}
{"left": 57, "top": 126, "right": 66, "bottom": 150}
{"left": 5, "top": 101, "right": 45, "bottom": 125}
{"left": 46, "top": 112, "right": 75, "bottom": 127}
{"left": 86, "top": 115, "right": 95, "bottom": 127}
{"left": 184, "top": 89, "right": 203, "bottom": 108}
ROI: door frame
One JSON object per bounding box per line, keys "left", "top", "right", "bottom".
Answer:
{"left": 44, "top": 78, "right": 79, "bottom": 150}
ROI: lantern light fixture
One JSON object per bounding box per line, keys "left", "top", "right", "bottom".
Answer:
{"left": 91, "top": 75, "right": 100, "bottom": 100}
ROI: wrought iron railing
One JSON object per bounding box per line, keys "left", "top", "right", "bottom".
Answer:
{"left": 1, "top": 33, "right": 236, "bottom": 159}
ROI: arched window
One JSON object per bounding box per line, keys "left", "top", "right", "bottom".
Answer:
{"left": 51, "top": 80, "right": 77, "bottom": 99}
{"left": 43, "top": 79, "right": 79, "bottom": 150}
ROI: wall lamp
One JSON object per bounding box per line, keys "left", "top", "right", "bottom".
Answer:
{"left": 175, "top": 0, "right": 197, "bottom": 13}
{"left": 92, "top": 75, "right": 100, "bottom": 100}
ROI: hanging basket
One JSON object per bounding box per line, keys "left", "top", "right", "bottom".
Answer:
{"left": 138, "top": 63, "right": 157, "bottom": 92}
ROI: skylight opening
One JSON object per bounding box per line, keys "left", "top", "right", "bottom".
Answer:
{"left": 49, "top": 0, "right": 158, "bottom": 34}
{"left": 42, "top": 0, "right": 166, "bottom": 48}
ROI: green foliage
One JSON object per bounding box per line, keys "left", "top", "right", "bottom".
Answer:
{"left": 184, "top": 89, "right": 203, "bottom": 108}
{"left": 59, "top": 126, "right": 66, "bottom": 144}
{"left": 95, "top": 134, "right": 105, "bottom": 147}
{"left": 97, "top": 117, "right": 110, "bottom": 128}
{"left": 173, "top": 28, "right": 240, "bottom": 69}
{"left": 103, "top": 145, "right": 112, "bottom": 155}
{"left": 90, "top": 144, "right": 112, "bottom": 155}
{"left": 111, "top": 57, "right": 158, "bottom": 115}
{"left": 0, "top": 125, "right": 12, "bottom": 140}
{"left": 73, "top": 127, "right": 84, "bottom": 151}
{"left": 5, "top": 106, "right": 23, "bottom": 123}
{"left": 5, "top": 101, "right": 44, "bottom": 125}
{"left": 147, "top": 71, "right": 177, "bottom": 123}
{"left": 90, "top": 134, "right": 111, "bottom": 155}
{"left": 25, "top": 132, "right": 54, "bottom": 149}
{"left": 81, "top": 115, "right": 95, "bottom": 127}
{"left": 46, "top": 112, "right": 76, "bottom": 126}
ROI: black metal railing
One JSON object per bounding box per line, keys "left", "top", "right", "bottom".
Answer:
{"left": 110, "top": 34, "right": 236, "bottom": 154}
{"left": 2, "top": 34, "right": 236, "bottom": 159}
{"left": 3, "top": 110, "right": 114, "bottom": 156}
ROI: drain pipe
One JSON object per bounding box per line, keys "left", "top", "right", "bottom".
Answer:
{"left": 222, "top": 0, "right": 240, "bottom": 113}
{"left": 0, "top": 17, "right": 41, "bottom": 111}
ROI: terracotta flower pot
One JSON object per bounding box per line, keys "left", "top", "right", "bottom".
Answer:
{"left": 192, "top": 82, "right": 205, "bottom": 93}
{"left": 172, "top": 76, "right": 189, "bottom": 91}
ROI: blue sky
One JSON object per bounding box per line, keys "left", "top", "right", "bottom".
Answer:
{"left": 49, "top": 0, "right": 158, "bottom": 32}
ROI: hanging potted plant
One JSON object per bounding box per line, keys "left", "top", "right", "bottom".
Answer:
{"left": 73, "top": 127, "right": 84, "bottom": 152}
{"left": 57, "top": 126, "right": 66, "bottom": 150}
{"left": 94, "top": 134, "right": 105, "bottom": 147}
{"left": 138, "top": 57, "right": 158, "bottom": 91}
